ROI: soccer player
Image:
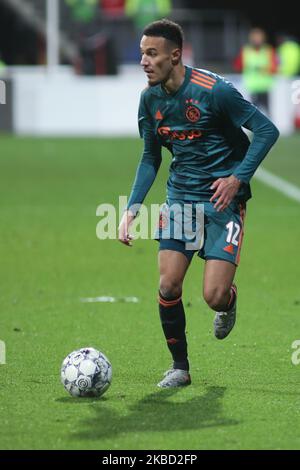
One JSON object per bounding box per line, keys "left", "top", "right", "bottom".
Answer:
{"left": 118, "top": 19, "right": 279, "bottom": 388}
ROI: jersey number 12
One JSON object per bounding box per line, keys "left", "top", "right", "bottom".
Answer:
{"left": 226, "top": 221, "right": 240, "bottom": 246}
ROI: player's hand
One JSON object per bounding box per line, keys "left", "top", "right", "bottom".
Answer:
{"left": 210, "top": 175, "right": 241, "bottom": 212}
{"left": 118, "top": 210, "right": 135, "bottom": 247}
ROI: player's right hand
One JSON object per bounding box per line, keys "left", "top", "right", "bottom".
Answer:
{"left": 118, "top": 210, "right": 135, "bottom": 247}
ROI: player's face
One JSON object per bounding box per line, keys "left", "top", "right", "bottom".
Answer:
{"left": 140, "top": 35, "right": 175, "bottom": 86}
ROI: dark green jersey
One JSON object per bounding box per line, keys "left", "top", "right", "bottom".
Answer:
{"left": 139, "top": 65, "right": 257, "bottom": 202}
{"left": 127, "top": 65, "right": 279, "bottom": 212}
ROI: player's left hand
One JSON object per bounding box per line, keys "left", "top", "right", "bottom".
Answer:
{"left": 210, "top": 175, "right": 241, "bottom": 212}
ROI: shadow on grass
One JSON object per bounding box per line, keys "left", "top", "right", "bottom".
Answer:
{"left": 73, "top": 385, "right": 239, "bottom": 440}
{"left": 56, "top": 396, "right": 109, "bottom": 404}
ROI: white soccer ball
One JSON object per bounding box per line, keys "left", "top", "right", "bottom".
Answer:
{"left": 61, "top": 347, "right": 112, "bottom": 398}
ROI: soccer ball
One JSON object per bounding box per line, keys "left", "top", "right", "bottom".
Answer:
{"left": 61, "top": 347, "right": 112, "bottom": 398}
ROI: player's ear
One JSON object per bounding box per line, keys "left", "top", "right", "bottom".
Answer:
{"left": 171, "top": 48, "right": 182, "bottom": 66}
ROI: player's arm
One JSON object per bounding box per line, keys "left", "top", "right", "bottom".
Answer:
{"left": 232, "top": 109, "right": 280, "bottom": 183}
{"left": 119, "top": 93, "right": 162, "bottom": 246}
{"left": 210, "top": 81, "right": 279, "bottom": 211}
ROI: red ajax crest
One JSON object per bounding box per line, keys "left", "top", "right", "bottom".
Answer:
{"left": 185, "top": 105, "right": 200, "bottom": 123}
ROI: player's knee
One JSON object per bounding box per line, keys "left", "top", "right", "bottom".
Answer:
{"left": 159, "top": 276, "right": 182, "bottom": 300}
{"left": 203, "top": 286, "right": 228, "bottom": 311}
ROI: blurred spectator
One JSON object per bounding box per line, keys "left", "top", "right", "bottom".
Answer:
{"left": 66, "top": 0, "right": 98, "bottom": 22}
{"left": 125, "top": 0, "right": 171, "bottom": 30}
{"left": 234, "top": 28, "right": 277, "bottom": 114}
{"left": 79, "top": 32, "right": 118, "bottom": 75}
{"left": 100, "top": 0, "right": 125, "bottom": 18}
{"left": 276, "top": 34, "right": 300, "bottom": 133}
{"left": 277, "top": 35, "right": 300, "bottom": 77}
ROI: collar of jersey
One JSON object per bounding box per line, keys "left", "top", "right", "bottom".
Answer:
{"left": 159, "top": 65, "right": 192, "bottom": 98}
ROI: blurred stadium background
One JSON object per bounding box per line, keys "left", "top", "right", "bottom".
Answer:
{"left": 1, "top": 0, "right": 300, "bottom": 451}
{"left": 0, "top": 0, "right": 300, "bottom": 135}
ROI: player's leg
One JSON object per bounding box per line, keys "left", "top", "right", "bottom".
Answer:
{"left": 203, "top": 259, "right": 238, "bottom": 339}
{"left": 157, "top": 248, "right": 192, "bottom": 387}
{"left": 203, "top": 259, "right": 236, "bottom": 311}
{"left": 198, "top": 201, "right": 246, "bottom": 339}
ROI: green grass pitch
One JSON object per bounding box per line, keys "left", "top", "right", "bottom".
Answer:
{"left": 0, "top": 134, "right": 300, "bottom": 450}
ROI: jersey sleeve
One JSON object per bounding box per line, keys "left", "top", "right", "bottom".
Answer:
{"left": 233, "top": 109, "right": 280, "bottom": 183}
{"left": 212, "top": 79, "right": 279, "bottom": 184}
{"left": 127, "top": 92, "right": 162, "bottom": 215}
{"left": 212, "top": 79, "right": 257, "bottom": 128}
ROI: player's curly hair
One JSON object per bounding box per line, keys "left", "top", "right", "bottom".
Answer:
{"left": 143, "top": 19, "right": 184, "bottom": 50}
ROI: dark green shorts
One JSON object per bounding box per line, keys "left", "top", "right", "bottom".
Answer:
{"left": 154, "top": 199, "right": 246, "bottom": 266}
